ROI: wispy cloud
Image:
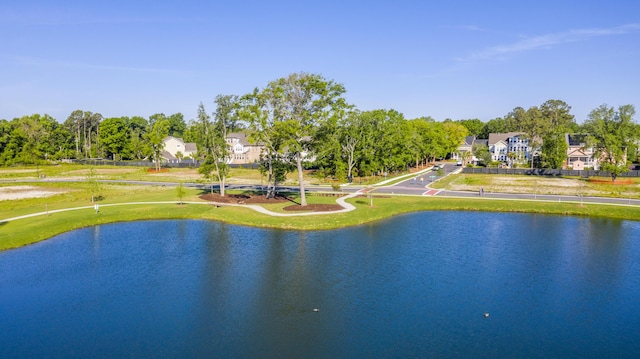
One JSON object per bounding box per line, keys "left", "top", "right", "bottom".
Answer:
{"left": 458, "top": 23, "right": 640, "bottom": 62}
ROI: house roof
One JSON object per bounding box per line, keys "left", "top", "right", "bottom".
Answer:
{"left": 475, "top": 139, "right": 489, "bottom": 147}
{"left": 463, "top": 135, "right": 475, "bottom": 146}
{"left": 566, "top": 134, "right": 587, "bottom": 147}
{"left": 228, "top": 132, "right": 263, "bottom": 147}
{"left": 161, "top": 150, "right": 176, "bottom": 160}
{"left": 488, "top": 132, "right": 523, "bottom": 145}
{"left": 184, "top": 143, "right": 197, "bottom": 152}
{"left": 163, "top": 135, "right": 181, "bottom": 142}
{"left": 227, "top": 132, "right": 251, "bottom": 146}
{"left": 567, "top": 148, "right": 590, "bottom": 157}
{"left": 163, "top": 136, "right": 197, "bottom": 153}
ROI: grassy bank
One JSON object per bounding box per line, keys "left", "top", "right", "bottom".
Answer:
{"left": 3, "top": 185, "right": 640, "bottom": 251}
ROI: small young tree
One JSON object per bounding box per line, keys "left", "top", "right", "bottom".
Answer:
{"left": 176, "top": 181, "right": 186, "bottom": 205}
{"left": 196, "top": 96, "right": 238, "bottom": 197}
{"left": 148, "top": 119, "right": 169, "bottom": 171}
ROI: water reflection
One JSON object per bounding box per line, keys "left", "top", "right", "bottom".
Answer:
{"left": 1, "top": 213, "right": 640, "bottom": 358}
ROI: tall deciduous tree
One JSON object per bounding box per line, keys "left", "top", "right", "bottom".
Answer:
{"left": 198, "top": 95, "right": 239, "bottom": 196}
{"left": 480, "top": 117, "right": 506, "bottom": 139}
{"left": 99, "top": 117, "right": 128, "bottom": 160}
{"left": 583, "top": 104, "right": 637, "bottom": 181}
{"left": 239, "top": 88, "right": 287, "bottom": 199}
{"left": 64, "top": 110, "right": 103, "bottom": 158}
{"left": 252, "top": 72, "right": 347, "bottom": 206}
{"left": 513, "top": 106, "right": 545, "bottom": 168}
{"left": 540, "top": 100, "right": 575, "bottom": 168}
{"left": 457, "top": 118, "right": 485, "bottom": 137}
{"left": 167, "top": 113, "right": 187, "bottom": 137}
{"left": 442, "top": 122, "right": 469, "bottom": 157}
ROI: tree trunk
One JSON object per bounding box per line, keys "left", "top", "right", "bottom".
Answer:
{"left": 266, "top": 157, "right": 275, "bottom": 199}
{"left": 296, "top": 152, "right": 307, "bottom": 206}
{"left": 213, "top": 161, "right": 225, "bottom": 197}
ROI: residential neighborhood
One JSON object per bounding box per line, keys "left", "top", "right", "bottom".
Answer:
{"left": 456, "top": 132, "right": 600, "bottom": 170}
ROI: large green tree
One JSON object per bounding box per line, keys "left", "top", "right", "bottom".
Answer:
{"left": 457, "top": 118, "right": 484, "bottom": 137}
{"left": 442, "top": 122, "right": 469, "bottom": 158}
{"left": 64, "top": 110, "right": 103, "bottom": 158}
{"left": 479, "top": 118, "right": 506, "bottom": 139}
{"left": 167, "top": 113, "right": 187, "bottom": 138}
{"left": 539, "top": 100, "right": 575, "bottom": 168}
{"left": 2, "top": 114, "right": 58, "bottom": 165}
{"left": 583, "top": 104, "right": 637, "bottom": 181}
{"left": 239, "top": 88, "right": 288, "bottom": 199}
{"left": 252, "top": 72, "right": 347, "bottom": 206}
{"left": 99, "top": 117, "right": 129, "bottom": 160}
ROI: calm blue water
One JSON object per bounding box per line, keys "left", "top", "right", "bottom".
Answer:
{"left": 1, "top": 212, "right": 640, "bottom": 358}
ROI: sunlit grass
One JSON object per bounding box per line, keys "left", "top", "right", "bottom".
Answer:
{"left": 3, "top": 183, "right": 640, "bottom": 251}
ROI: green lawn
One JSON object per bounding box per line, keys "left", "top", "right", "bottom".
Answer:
{"left": 4, "top": 164, "right": 640, "bottom": 252}
{"left": 3, "top": 182, "right": 640, "bottom": 251}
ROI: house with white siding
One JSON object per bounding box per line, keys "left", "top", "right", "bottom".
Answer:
{"left": 161, "top": 136, "right": 197, "bottom": 162}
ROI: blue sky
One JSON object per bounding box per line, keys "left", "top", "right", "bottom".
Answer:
{"left": 1, "top": 0, "right": 639, "bottom": 124}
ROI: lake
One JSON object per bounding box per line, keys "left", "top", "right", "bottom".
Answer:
{"left": 1, "top": 212, "right": 640, "bottom": 358}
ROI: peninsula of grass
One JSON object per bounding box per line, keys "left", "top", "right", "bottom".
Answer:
{"left": 3, "top": 182, "right": 640, "bottom": 252}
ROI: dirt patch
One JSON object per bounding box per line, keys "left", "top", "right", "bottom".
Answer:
{"left": 147, "top": 168, "right": 170, "bottom": 173}
{"left": 200, "top": 192, "right": 290, "bottom": 204}
{"left": 0, "top": 186, "right": 67, "bottom": 201}
{"left": 148, "top": 170, "right": 201, "bottom": 180}
{"left": 0, "top": 169, "right": 36, "bottom": 174}
{"left": 65, "top": 168, "right": 138, "bottom": 175}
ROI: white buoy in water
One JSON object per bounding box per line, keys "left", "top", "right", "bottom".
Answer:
{"left": 484, "top": 313, "right": 489, "bottom": 318}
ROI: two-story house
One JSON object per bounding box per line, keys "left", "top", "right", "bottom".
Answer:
{"left": 453, "top": 136, "right": 477, "bottom": 164}
{"left": 162, "top": 136, "right": 197, "bottom": 162}
{"left": 226, "top": 132, "right": 263, "bottom": 164}
{"left": 487, "top": 132, "right": 538, "bottom": 165}
{"left": 565, "top": 134, "right": 598, "bottom": 170}
{"left": 488, "top": 133, "right": 512, "bottom": 162}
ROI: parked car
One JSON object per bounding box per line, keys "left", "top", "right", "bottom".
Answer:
{"left": 456, "top": 161, "right": 462, "bottom": 166}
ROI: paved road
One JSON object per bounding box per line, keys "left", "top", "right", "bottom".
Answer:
{"left": 4, "top": 164, "right": 640, "bottom": 208}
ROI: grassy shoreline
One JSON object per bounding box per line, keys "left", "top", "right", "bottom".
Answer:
{"left": 3, "top": 187, "right": 640, "bottom": 252}
{"left": 3, "top": 165, "right": 640, "bottom": 251}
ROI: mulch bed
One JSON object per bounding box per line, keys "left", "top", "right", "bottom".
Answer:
{"left": 199, "top": 193, "right": 343, "bottom": 212}
{"left": 281, "top": 204, "right": 344, "bottom": 212}
{"left": 588, "top": 178, "right": 633, "bottom": 185}
{"left": 200, "top": 193, "right": 288, "bottom": 204}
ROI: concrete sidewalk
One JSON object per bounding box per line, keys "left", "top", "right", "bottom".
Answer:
{"left": 1, "top": 191, "right": 364, "bottom": 223}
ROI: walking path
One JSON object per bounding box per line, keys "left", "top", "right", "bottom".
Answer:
{"left": 1, "top": 191, "right": 364, "bottom": 223}
{"left": 4, "top": 167, "right": 640, "bottom": 223}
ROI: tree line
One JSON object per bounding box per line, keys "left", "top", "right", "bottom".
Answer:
{"left": 1, "top": 72, "right": 637, "bottom": 189}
